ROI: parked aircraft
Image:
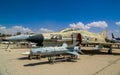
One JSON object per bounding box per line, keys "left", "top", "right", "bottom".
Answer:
{"left": 2, "top": 28, "right": 107, "bottom": 48}
{"left": 2, "top": 28, "right": 83, "bottom": 47}
{"left": 112, "top": 33, "right": 120, "bottom": 43}
{"left": 43, "top": 28, "right": 114, "bottom": 52}
{"left": 28, "top": 43, "right": 80, "bottom": 63}
{"left": 43, "top": 28, "right": 107, "bottom": 43}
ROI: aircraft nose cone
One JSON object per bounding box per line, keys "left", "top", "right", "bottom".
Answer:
{"left": 26, "top": 34, "right": 44, "bottom": 43}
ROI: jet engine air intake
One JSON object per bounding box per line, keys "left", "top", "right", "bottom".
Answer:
{"left": 51, "top": 34, "right": 62, "bottom": 41}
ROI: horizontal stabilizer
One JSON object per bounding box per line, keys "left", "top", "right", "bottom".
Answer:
{"left": 67, "top": 51, "right": 80, "bottom": 56}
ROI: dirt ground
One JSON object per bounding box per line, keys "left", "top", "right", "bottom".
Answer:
{"left": 0, "top": 44, "right": 120, "bottom": 75}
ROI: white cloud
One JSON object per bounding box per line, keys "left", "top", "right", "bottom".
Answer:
{"left": 0, "top": 25, "right": 33, "bottom": 34}
{"left": 116, "top": 21, "right": 120, "bottom": 26}
{"left": 115, "top": 30, "right": 119, "bottom": 33}
{"left": 69, "top": 21, "right": 107, "bottom": 30}
{"left": 39, "top": 28, "right": 54, "bottom": 33}
{"left": 69, "top": 23, "right": 77, "bottom": 28}
{"left": 0, "top": 25, "right": 6, "bottom": 29}
{"left": 12, "top": 26, "right": 32, "bottom": 33}
{"left": 87, "top": 21, "right": 108, "bottom": 28}
{"left": 0, "top": 25, "right": 54, "bottom": 34}
{"left": 0, "top": 25, "right": 7, "bottom": 34}
{"left": 69, "top": 22, "right": 90, "bottom": 30}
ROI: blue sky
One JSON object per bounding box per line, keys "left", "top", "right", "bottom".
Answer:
{"left": 0, "top": 0, "right": 120, "bottom": 37}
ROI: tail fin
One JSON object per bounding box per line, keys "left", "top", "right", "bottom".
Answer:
{"left": 62, "top": 43, "right": 68, "bottom": 47}
{"left": 111, "top": 33, "right": 115, "bottom": 39}
{"left": 101, "top": 29, "right": 107, "bottom": 38}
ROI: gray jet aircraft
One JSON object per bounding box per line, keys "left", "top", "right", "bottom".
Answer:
{"left": 2, "top": 34, "right": 44, "bottom": 46}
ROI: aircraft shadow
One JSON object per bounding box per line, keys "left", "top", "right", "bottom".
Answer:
{"left": 24, "top": 59, "right": 77, "bottom": 66}
{"left": 24, "top": 61, "right": 50, "bottom": 66}
{"left": 18, "top": 57, "right": 29, "bottom": 60}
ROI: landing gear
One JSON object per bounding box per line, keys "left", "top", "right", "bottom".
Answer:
{"left": 108, "top": 45, "right": 112, "bottom": 54}
{"left": 70, "top": 55, "right": 79, "bottom": 60}
{"left": 28, "top": 54, "right": 32, "bottom": 60}
{"left": 48, "top": 55, "right": 55, "bottom": 64}
{"left": 28, "top": 54, "right": 41, "bottom": 60}
{"left": 37, "top": 55, "right": 41, "bottom": 60}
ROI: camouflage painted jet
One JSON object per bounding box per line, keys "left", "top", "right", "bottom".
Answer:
{"left": 42, "top": 28, "right": 109, "bottom": 51}
{"left": 43, "top": 28, "right": 107, "bottom": 43}
{"left": 2, "top": 28, "right": 107, "bottom": 46}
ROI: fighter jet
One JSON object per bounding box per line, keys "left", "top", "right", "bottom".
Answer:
{"left": 2, "top": 28, "right": 107, "bottom": 45}
{"left": 2, "top": 28, "right": 107, "bottom": 51}
{"left": 43, "top": 28, "right": 107, "bottom": 43}
{"left": 2, "top": 28, "right": 83, "bottom": 48}
{"left": 28, "top": 43, "right": 80, "bottom": 63}
{"left": 45, "top": 28, "right": 114, "bottom": 51}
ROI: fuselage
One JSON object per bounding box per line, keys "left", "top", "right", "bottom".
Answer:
{"left": 43, "top": 28, "right": 107, "bottom": 43}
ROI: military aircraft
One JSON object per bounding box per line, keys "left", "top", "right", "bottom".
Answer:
{"left": 2, "top": 28, "right": 83, "bottom": 48}
{"left": 111, "top": 33, "right": 120, "bottom": 43}
{"left": 43, "top": 28, "right": 107, "bottom": 43}
{"left": 2, "top": 28, "right": 107, "bottom": 50}
{"left": 28, "top": 43, "right": 80, "bottom": 63}
{"left": 44, "top": 28, "right": 116, "bottom": 52}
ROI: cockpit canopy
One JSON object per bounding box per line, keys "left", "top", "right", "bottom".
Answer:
{"left": 60, "top": 28, "right": 79, "bottom": 33}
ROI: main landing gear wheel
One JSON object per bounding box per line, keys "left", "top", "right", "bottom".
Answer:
{"left": 28, "top": 54, "right": 32, "bottom": 60}
{"left": 37, "top": 55, "right": 41, "bottom": 60}
{"left": 71, "top": 55, "right": 78, "bottom": 60}
{"left": 48, "top": 56, "right": 55, "bottom": 64}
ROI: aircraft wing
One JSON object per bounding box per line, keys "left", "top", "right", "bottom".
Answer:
{"left": 67, "top": 51, "right": 80, "bottom": 56}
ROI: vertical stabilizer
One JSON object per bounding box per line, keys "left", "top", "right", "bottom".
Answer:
{"left": 111, "top": 33, "right": 115, "bottom": 38}
{"left": 101, "top": 29, "right": 107, "bottom": 38}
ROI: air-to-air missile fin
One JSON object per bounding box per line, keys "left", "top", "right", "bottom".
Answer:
{"left": 61, "top": 43, "right": 68, "bottom": 47}
{"left": 67, "top": 51, "right": 80, "bottom": 56}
